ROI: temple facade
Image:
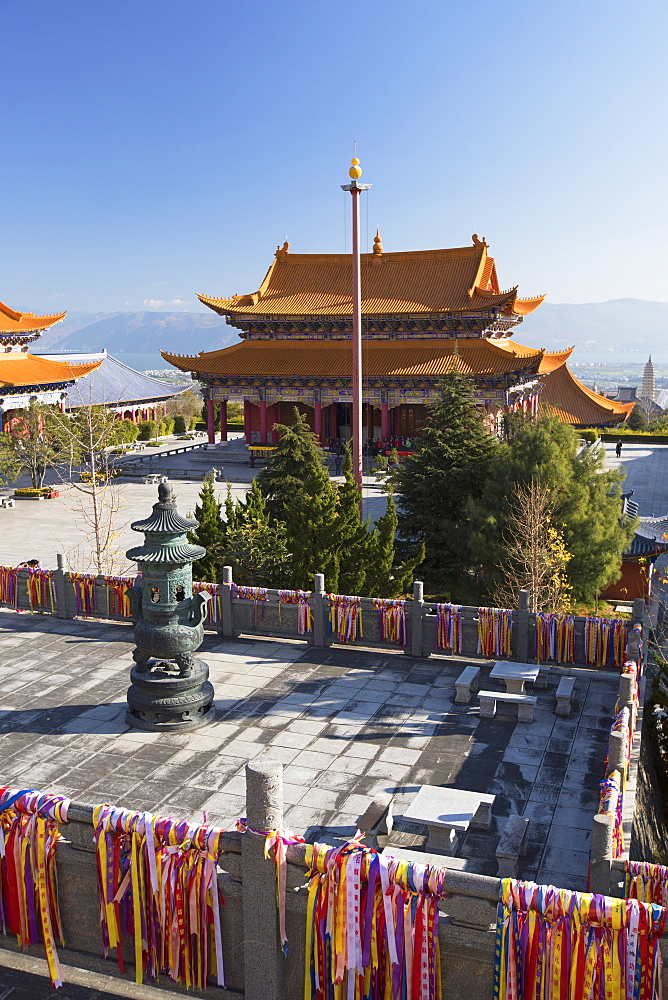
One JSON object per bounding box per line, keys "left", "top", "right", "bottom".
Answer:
{"left": 0, "top": 301, "right": 101, "bottom": 431}
{"left": 162, "top": 237, "right": 634, "bottom": 443}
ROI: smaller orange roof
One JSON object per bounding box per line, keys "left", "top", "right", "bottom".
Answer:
{"left": 539, "top": 365, "right": 634, "bottom": 426}
{"left": 0, "top": 354, "right": 101, "bottom": 389}
{"left": 0, "top": 301, "right": 66, "bottom": 335}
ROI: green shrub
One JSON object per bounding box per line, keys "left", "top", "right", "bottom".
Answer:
{"left": 579, "top": 429, "right": 600, "bottom": 443}
{"left": 138, "top": 419, "right": 157, "bottom": 441}
{"left": 173, "top": 415, "right": 187, "bottom": 434}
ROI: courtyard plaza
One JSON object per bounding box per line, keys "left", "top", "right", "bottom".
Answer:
{"left": 0, "top": 431, "right": 386, "bottom": 568}
{"left": 0, "top": 608, "right": 618, "bottom": 892}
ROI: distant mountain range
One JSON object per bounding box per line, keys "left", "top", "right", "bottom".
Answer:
{"left": 518, "top": 299, "right": 668, "bottom": 361}
{"left": 34, "top": 311, "right": 237, "bottom": 355}
{"left": 30, "top": 298, "right": 668, "bottom": 363}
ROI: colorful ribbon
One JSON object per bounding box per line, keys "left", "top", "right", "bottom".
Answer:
{"left": 103, "top": 575, "right": 134, "bottom": 618}
{"left": 235, "top": 818, "right": 305, "bottom": 954}
{"left": 0, "top": 786, "right": 70, "bottom": 988}
{"left": 535, "top": 612, "right": 575, "bottom": 663}
{"left": 477, "top": 607, "right": 512, "bottom": 658}
{"left": 328, "top": 595, "right": 363, "bottom": 643}
{"left": 192, "top": 581, "right": 222, "bottom": 623}
{"left": 70, "top": 572, "right": 98, "bottom": 616}
{"left": 304, "top": 839, "right": 445, "bottom": 1000}
{"left": 0, "top": 566, "right": 18, "bottom": 608}
{"left": 231, "top": 584, "right": 268, "bottom": 626}
{"left": 25, "top": 568, "right": 55, "bottom": 613}
{"left": 373, "top": 598, "right": 406, "bottom": 644}
{"left": 92, "top": 804, "right": 226, "bottom": 989}
{"left": 584, "top": 617, "right": 628, "bottom": 668}
{"left": 278, "top": 590, "right": 313, "bottom": 634}
{"left": 599, "top": 770, "right": 625, "bottom": 859}
{"left": 626, "top": 862, "right": 668, "bottom": 907}
{"left": 435, "top": 602, "right": 463, "bottom": 652}
{"left": 494, "top": 878, "right": 666, "bottom": 1000}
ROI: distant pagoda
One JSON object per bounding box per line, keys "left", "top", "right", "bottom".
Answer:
{"left": 641, "top": 356, "right": 656, "bottom": 401}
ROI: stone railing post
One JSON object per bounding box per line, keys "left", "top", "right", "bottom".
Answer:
{"left": 220, "top": 565, "right": 235, "bottom": 637}
{"left": 515, "top": 590, "right": 530, "bottom": 663}
{"left": 618, "top": 673, "right": 635, "bottom": 713}
{"left": 410, "top": 580, "right": 426, "bottom": 657}
{"left": 53, "top": 553, "right": 69, "bottom": 619}
{"left": 607, "top": 729, "right": 627, "bottom": 776}
{"left": 632, "top": 597, "right": 645, "bottom": 626}
{"left": 590, "top": 813, "right": 614, "bottom": 894}
{"left": 242, "top": 758, "right": 284, "bottom": 1000}
{"left": 310, "top": 573, "right": 327, "bottom": 647}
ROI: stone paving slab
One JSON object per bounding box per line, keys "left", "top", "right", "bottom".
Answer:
{"left": 0, "top": 610, "right": 620, "bottom": 889}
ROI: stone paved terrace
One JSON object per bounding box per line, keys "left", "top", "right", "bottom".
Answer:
{"left": 0, "top": 610, "right": 620, "bottom": 891}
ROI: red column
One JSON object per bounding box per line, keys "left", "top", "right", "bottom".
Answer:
{"left": 329, "top": 403, "right": 336, "bottom": 440}
{"left": 244, "top": 399, "right": 252, "bottom": 444}
{"left": 206, "top": 398, "right": 215, "bottom": 444}
{"left": 381, "top": 401, "right": 390, "bottom": 439}
{"left": 314, "top": 401, "right": 322, "bottom": 444}
{"left": 259, "top": 399, "right": 268, "bottom": 442}
{"left": 60, "top": 398, "right": 66, "bottom": 414}
{"left": 133, "top": 409, "right": 140, "bottom": 425}
{"left": 219, "top": 401, "right": 227, "bottom": 442}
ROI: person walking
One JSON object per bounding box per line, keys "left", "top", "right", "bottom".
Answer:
{"left": 615, "top": 439, "right": 623, "bottom": 458}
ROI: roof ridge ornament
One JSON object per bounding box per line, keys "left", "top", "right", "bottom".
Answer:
{"left": 275, "top": 241, "right": 290, "bottom": 261}
{"left": 472, "top": 234, "right": 488, "bottom": 249}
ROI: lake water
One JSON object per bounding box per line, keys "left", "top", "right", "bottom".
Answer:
{"left": 115, "top": 353, "right": 173, "bottom": 372}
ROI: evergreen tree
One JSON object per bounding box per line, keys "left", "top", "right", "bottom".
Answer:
{"left": 257, "top": 410, "right": 340, "bottom": 589}
{"left": 393, "top": 370, "right": 499, "bottom": 594}
{"left": 334, "top": 448, "right": 374, "bottom": 595}
{"left": 215, "top": 480, "right": 290, "bottom": 587}
{"left": 188, "top": 474, "right": 224, "bottom": 582}
{"left": 364, "top": 488, "right": 425, "bottom": 597}
{"left": 468, "top": 416, "right": 636, "bottom": 604}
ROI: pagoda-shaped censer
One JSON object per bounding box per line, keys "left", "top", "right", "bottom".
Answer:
{"left": 125, "top": 481, "right": 215, "bottom": 731}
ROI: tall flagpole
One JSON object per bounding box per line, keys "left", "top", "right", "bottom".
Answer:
{"left": 341, "top": 156, "right": 371, "bottom": 489}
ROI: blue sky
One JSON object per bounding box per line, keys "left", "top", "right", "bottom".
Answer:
{"left": 1, "top": 0, "right": 666, "bottom": 315}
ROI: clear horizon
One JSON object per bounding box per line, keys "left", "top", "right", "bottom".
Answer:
{"left": 2, "top": 1, "right": 666, "bottom": 315}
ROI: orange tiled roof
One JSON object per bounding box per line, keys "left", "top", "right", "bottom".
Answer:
{"left": 539, "top": 365, "right": 634, "bottom": 426}
{"left": 492, "top": 340, "right": 574, "bottom": 373}
{"left": 0, "top": 301, "right": 66, "bottom": 334}
{"left": 198, "top": 243, "right": 544, "bottom": 319}
{"left": 162, "top": 338, "right": 544, "bottom": 379}
{"left": 0, "top": 354, "right": 101, "bottom": 389}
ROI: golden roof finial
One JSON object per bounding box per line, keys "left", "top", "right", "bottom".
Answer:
{"left": 349, "top": 155, "right": 362, "bottom": 180}
{"left": 373, "top": 228, "right": 383, "bottom": 255}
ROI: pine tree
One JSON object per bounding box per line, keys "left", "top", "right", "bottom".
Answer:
{"left": 394, "top": 370, "right": 499, "bottom": 594}
{"left": 364, "top": 488, "right": 425, "bottom": 597}
{"left": 188, "top": 474, "right": 224, "bottom": 582}
{"left": 216, "top": 480, "right": 290, "bottom": 587}
{"left": 257, "top": 410, "right": 340, "bottom": 589}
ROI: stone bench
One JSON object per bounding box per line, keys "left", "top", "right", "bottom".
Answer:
{"left": 536, "top": 666, "right": 550, "bottom": 689}
{"left": 478, "top": 690, "right": 537, "bottom": 723}
{"left": 455, "top": 665, "right": 480, "bottom": 704}
{"left": 356, "top": 792, "right": 393, "bottom": 847}
{"left": 555, "top": 675, "right": 576, "bottom": 716}
{"left": 496, "top": 815, "right": 530, "bottom": 877}
{"left": 0, "top": 497, "right": 15, "bottom": 508}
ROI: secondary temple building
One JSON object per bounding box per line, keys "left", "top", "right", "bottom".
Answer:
{"left": 0, "top": 300, "right": 101, "bottom": 431}
{"left": 0, "top": 299, "right": 188, "bottom": 429}
{"left": 162, "top": 236, "right": 634, "bottom": 442}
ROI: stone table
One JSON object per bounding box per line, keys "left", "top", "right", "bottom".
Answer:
{"left": 490, "top": 660, "right": 540, "bottom": 695}
{"left": 403, "top": 785, "right": 495, "bottom": 854}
